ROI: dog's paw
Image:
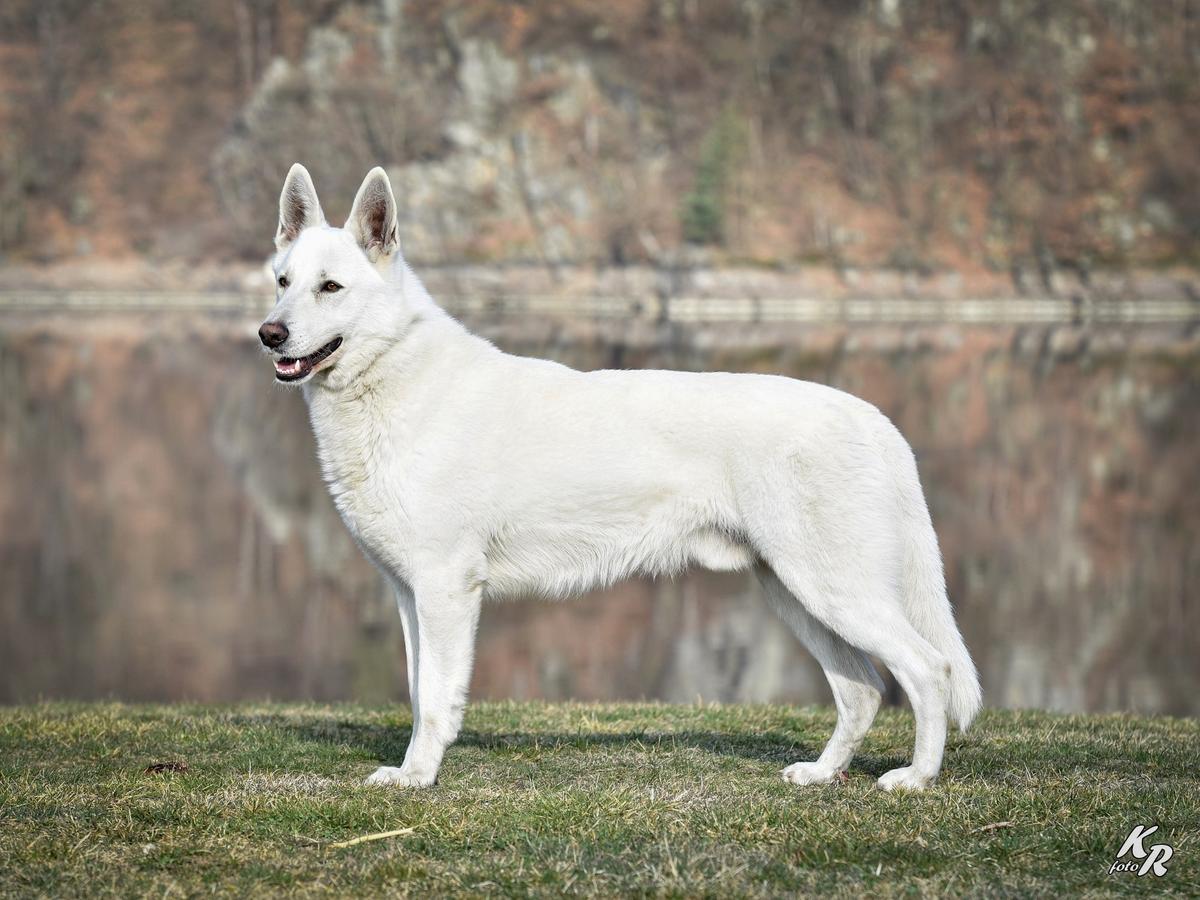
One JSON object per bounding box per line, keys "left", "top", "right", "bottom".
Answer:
{"left": 781, "top": 761, "right": 843, "bottom": 786}
{"left": 364, "top": 766, "right": 436, "bottom": 788}
{"left": 875, "top": 766, "right": 935, "bottom": 792}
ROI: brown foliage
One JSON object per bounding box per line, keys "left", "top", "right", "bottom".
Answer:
{"left": 0, "top": 0, "right": 1196, "bottom": 270}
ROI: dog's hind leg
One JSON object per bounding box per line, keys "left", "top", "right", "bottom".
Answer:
{"left": 366, "top": 575, "right": 482, "bottom": 788}
{"left": 745, "top": 448, "right": 952, "bottom": 790}
{"left": 764, "top": 556, "right": 949, "bottom": 790}
{"left": 758, "top": 565, "right": 884, "bottom": 785}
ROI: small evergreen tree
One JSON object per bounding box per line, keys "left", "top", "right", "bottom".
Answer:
{"left": 681, "top": 109, "right": 743, "bottom": 245}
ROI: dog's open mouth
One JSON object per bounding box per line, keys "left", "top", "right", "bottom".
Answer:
{"left": 274, "top": 336, "right": 343, "bottom": 382}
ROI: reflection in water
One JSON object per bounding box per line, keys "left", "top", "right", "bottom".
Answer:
{"left": 1, "top": 314, "right": 1196, "bottom": 714}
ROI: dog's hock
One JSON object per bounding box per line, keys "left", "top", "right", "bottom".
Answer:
{"left": 275, "top": 163, "right": 326, "bottom": 252}
{"left": 346, "top": 167, "right": 399, "bottom": 262}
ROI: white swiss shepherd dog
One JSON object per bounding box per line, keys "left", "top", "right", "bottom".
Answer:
{"left": 260, "top": 164, "right": 982, "bottom": 792}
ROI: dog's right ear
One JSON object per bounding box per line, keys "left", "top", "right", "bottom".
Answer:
{"left": 275, "top": 163, "right": 326, "bottom": 252}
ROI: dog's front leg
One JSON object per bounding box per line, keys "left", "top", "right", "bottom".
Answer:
{"left": 366, "top": 575, "right": 482, "bottom": 787}
{"left": 392, "top": 579, "right": 422, "bottom": 761}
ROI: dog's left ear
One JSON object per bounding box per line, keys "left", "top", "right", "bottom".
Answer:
{"left": 346, "top": 167, "right": 399, "bottom": 262}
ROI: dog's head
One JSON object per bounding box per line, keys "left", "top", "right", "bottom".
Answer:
{"left": 259, "top": 164, "right": 407, "bottom": 388}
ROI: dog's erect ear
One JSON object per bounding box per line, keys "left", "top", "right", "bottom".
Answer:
{"left": 275, "top": 163, "right": 325, "bottom": 252}
{"left": 346, "top": 167, "right": 399, "bottom": 262}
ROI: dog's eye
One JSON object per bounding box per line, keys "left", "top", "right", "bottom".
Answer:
{"left": 320, "top": 280, "right": 343, "bottom": 293}
{"left": 277, "top": 275, "right": 289, "bottom": 288}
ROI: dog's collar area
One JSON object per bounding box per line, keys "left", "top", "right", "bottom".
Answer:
{"left": 275, "top": 336, "right": 343, "bottom": 381}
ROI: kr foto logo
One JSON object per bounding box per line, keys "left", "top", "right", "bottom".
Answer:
{"left": 1109, "top": 824, "right": 1173, "bottom": 877}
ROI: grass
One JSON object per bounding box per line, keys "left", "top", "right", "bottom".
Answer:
{"left": 0, "top": 703, "right": 1197, "bottom": 897}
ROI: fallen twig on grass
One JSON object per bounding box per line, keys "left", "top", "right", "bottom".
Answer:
{"left": 973, "top": 821, "right": 1016, "bottom": 834}
{"left": 326, "top": 827, "right": 417, "bottom": 849}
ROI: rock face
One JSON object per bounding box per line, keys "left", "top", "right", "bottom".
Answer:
{"left": 213, "top": 12, "right": 676, "bottom": 267}
{"left": 2, "top": 311, "right": 1197, "bottom": 714}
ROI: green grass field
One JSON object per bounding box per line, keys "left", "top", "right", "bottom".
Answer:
{"left": 1, "top": 702, "right": 1196, "bottom": 897}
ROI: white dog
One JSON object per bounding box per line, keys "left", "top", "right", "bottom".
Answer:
{"left": 260, "top": 164, "right": 981, "bottom": 791}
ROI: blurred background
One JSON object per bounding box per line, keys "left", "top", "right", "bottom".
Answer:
{"left": 1, "top": 0, "right": 1197, "bottom": 714}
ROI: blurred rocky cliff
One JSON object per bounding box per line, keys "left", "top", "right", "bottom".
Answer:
{"left": 2, "top": 0, "right": 1198, "bottom": 277}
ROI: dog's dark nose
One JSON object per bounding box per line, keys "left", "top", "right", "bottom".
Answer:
{"left": 258, "top": 321, "right": 289, "bottom": 348}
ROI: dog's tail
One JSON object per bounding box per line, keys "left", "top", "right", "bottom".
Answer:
{"left": 896, "top": 450, "right": 982, "bottom": 732}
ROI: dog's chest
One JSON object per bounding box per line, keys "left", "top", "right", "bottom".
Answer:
{"left": 306, "top": 393, "right": 413, "bottom": 576}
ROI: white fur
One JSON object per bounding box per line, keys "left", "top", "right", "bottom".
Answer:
{"left": 262, "top": 165, "right": 982, "bottom": 791}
